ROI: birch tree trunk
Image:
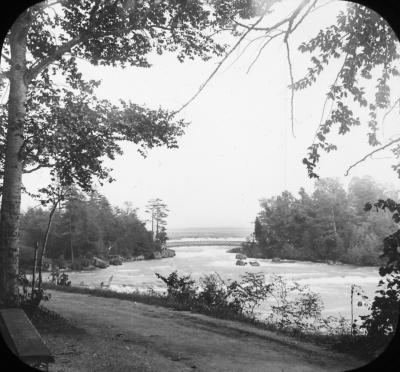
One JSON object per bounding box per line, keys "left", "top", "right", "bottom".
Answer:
{"left": 0, "top": 11, "right": 30, "bottom": 306}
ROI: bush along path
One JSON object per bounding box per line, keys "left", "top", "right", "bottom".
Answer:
{"left": 38, "top": 270, "right": 397, "bottom": 363}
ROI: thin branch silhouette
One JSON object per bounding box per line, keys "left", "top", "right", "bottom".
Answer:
{"left": 345, "top": 137, "right": 400, "bottom": 176}
{"left": 174, "top": 11, "right": 269, "bottom": 115}
{"left": 285, "top": 38, "right": 295, "bottom": 138}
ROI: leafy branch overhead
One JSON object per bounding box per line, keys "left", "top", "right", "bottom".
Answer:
{"left": 295, "top": 4, "right": 400, "bottom": 178}
{"left": 21, "top": 0, "right": 228, "bottom": 80}
{"left": 0, "top": 75, "right": 187, "bottom": 192}
{"left": 3, "top": 0, "right": 236, "bottom": 192}
{"left": 173, "top": 1, "right": 400, "bottom": 178}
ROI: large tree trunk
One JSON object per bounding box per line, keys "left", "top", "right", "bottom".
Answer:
{"left": 0, "top": 11, "right": 30, "bottom": 306}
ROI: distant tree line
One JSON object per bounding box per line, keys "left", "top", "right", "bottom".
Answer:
{"left": 19, "top": 189, "right": 165, "bottom": 270}
{"left": 245, "top": 176, "right": 399, "bottom": 266}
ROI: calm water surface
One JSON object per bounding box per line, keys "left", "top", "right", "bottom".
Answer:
{"left": 63, "top": 242, "right": 380, "bottom": 320}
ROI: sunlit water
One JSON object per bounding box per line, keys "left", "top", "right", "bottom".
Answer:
{"left": 59, "top": 242, "right": 381, "bottom": 321}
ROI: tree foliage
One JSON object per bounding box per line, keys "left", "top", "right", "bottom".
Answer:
{"left": 19, "top": 189, "right": 157, "bottom": 270}
{"left": 0, "top": 0, "right": 249, "bottom": 191}
{"left": 364, "top": 198, "right": 400, "bottom": 275}
{"left": 249, "top": 176, "right": 398, "bottom": 265}
{"left": 145, "top": 198, "right": 169, "bottom": 246}
{"left": 360, "top": 273, "right": 400, "bottom": 339}
{"left": 0, "top": 78, "right": 187, "bottom": 192}
{"left": 294, "top": 3, "right": 400, "bottom": 178}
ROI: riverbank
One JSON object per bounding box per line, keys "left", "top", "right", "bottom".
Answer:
{"left": 48, "top": 244, "right": 381, "bottom": 321}
{"left": 31, "top": 290, "right": 368, "bottom": 372}
{"left": 24, "top": 249, "right": 177, "bottom": 274}
{"left": 40, "top": 283, "right": 391, "bottom": 362}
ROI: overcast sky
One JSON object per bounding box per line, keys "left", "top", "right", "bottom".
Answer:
{"left": 22, "top": 0, "right": 400, "bottom": 230}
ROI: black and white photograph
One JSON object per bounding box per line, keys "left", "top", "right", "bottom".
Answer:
{"left": 0, "top": 0, "right": 399, "bottom": 371}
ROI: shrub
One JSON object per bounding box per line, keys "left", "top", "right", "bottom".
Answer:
{"left": 266, "top": 274, "right": 324, "bottom": 332}
{"left": 155, "top": 271, "right": 197, "bottom": 308}
{"left": 230, "top": 272, "right": 272, "bottom": 318}
{"left": 57, "top": 273, "right": 72, "bottom": 286}
{"left": 320, "top": 315, "right": 352, "bottom": 336}
{"left": 155, "top": 271, "right": 272, "bottom": 317}
{"left": 196, "top": 274, "right": 242, "bottom": 316}
{"left": 155, "top": 271, "right": 316, "bottom": 322}
{"left": 17, "top": 271, "right": 51, "bottom": 307}
{"left": 360, "top": 273, "right": 400, "bottom": 338}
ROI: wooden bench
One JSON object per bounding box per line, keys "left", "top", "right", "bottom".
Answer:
{"left": 0, "top": 308, "right": 55, "bottom": 371}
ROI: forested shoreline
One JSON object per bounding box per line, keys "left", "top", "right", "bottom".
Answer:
{"left": 240, "top": 176, "right": 399, "bottom": 266}
{"left": 20, "top": 175, "right": 399, "bottom": 271}
{"left": 19, "top": 189, "right": 172, "bottom": 271}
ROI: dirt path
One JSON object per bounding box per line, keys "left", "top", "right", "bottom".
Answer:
{"left": 42, "top": 290, "right": 366, "bottom": 372}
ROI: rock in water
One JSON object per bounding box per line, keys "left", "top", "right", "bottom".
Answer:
{"left": 109, "top": 257, "right": 123, "bottom": 265}
{"left": 152, "top": 251, "right": 162, "bottom": 259}
{"left": 152, "top": 249, "right": 176, "bottom": 259}
{"left": 249, "top": 261, "right": 260, "bottom": 266}
{"left": 236, "top": 259, "right": 247, "bottom": 266}
{"left": 235, "top": 253, "right": 247, "bottom": 260}
{"left": 161, "top": 249, "right": 176, "bottom": 258}
{"left": 93, "top": 257, "right": 109, "bottom": 268}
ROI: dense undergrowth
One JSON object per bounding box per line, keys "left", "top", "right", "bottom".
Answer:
{"left": 40, "top": 270, "right": 398, "bottom": 360}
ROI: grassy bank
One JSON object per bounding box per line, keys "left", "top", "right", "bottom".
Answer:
{"left": 41, "top": 282, "right": 388, "bottom": 360}
{"left": 24, "top": 303, "right": 85, "bottom": 336}
{"left": 42, "top": 282, "right": 175, "bottom": 308}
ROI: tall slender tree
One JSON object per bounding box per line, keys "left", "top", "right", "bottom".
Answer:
{"left": 145, "top": 198, "right": 169, "bottom": 246}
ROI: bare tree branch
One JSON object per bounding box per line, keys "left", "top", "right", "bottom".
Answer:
{"left": 382, "top": 97, "right": 400, "bottom": 136}
{"left": 285, "top": 39, "right": 295, "bottom": 138}
{"left": 174, "top": 11, "right": 271, "bottom": 114}
{"left": 23, "top": 164, "right": 54, "bottom": 174}
{"left": 222, "top": 35, "right": 267, "bottom": 73}
{"left": 283, "top": 0, "right": 311, "bottom": 42}
{"left": 246, "top": 31, "right": 285, "bottom": 74}
{"left": 309, "top": 0, "right": 337, "bottom": 14}
{"left": 290, "top": 0, "right": 318, "bottom": 35}
{"left": 345, "top": 137, "right": 400, "bottom": 176}
{"left": 231, "top": 16, "right": 290, "bottom": 32}
{"left": 231, "top": 0, "right": 312, "bottom": 33}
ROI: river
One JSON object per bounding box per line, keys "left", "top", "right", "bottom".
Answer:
{"left": 61, "top": 238, "right": 381, "bottom": 321}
